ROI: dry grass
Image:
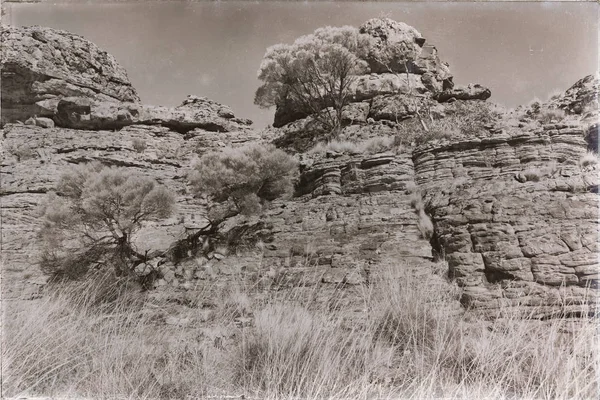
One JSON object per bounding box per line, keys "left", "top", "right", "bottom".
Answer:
{"left": 395, "top": 101, "right": 502, "bottom": 147}
{"left": 3, "top": 266, "right": 598, "bottom": 400}
{"left": 537, "top": 108, "right": 566, "bottom": 124}
{"left": 308, "top": 136, "right": 399, "bottom": 157}
{"left": 580, "top": 151, "right": 599, "bottom": 169}
{"left": 132, "top": 137, "right": 148, "bottom": 153}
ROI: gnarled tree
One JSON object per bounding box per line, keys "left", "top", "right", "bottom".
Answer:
{"left": 255, "top": 26, "right": 371, "bottom": 134}
{"left": 39, "top": 163, "right": 175, "bottom": 279}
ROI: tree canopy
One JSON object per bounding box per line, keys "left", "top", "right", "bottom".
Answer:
{"left": 255, "top": 25, "right": 372, "bottom": 133}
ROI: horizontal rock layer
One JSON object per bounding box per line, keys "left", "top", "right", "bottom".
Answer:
{"left": 413, "top": 123, "right": 599, "bottom": 317}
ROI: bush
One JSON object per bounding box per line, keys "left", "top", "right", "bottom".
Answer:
{"left": 395, "top": 101, "right": 502, "bottom": 147}
{"left": 39, "top": 163, "right": 175, "bottom": 279}
{"left": 580, "top": 151, "right": 598, "bottom": 169}
{"left": 537, "top": 108, "right": 565, "bottom": 124}
{"left": 189, "top": 143, "right": 298, "bottom": 218}
{"left": 132, "top": 138, "right": 147, "bottom": 153}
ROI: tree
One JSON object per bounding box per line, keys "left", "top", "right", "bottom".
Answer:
{"left": 189, "top": 143, "right": 298, "bottom": 226}
{"left": 39, "top": 163, "right": 175, "bottom": 279}
{"left": 255, "top": 26, "right": 371, "bottom": 135}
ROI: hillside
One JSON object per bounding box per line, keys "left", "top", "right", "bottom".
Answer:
{"left": 1, "top": 20, "right": 598, "bottom": 399}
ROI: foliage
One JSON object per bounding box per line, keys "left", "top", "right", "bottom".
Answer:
{"left": 5, "top": 143, "right": 36, "bottom": 162}
{"left": 189, "top": 143, "right": 298, "bottom": 219}
{"left": 255, "top": 25, "right": 371, "bottom": 134}
{"left": 580, "top": 151, "right": 598, "bottom": 169}
{"left": 39, "top": 163, "right": 175, "bottom": 279}
{"left": 537, "top": 107, "right": 566, "bottom": 124}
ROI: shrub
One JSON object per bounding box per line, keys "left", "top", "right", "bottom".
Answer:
{"left": 537, "top": 108, "right": 565, "bottom": 124}
{"left": 189, "top": 143, "right": 298, "bottom": 219}
{"left": 395, "top": 101, "right": 501, "bottom": 147}
{"left": 39, "top": 163, "right": 175, "bottom": 279}
{"left": 416, "top": 209, "right": 434, "bottom": 240}
{"left": 6, "top": 143, "right": 36, "bottom": 161}
{"left": 308, "top": 136, "right": 398, "bottom": 156}
{"left": 516, "top": 168, "right": 542, "bottom": 183}
{"left": 580, "top": 151, "right": 598, "bottom": 169}
{"left": 132, "top": 138, "right": 147, "bottom": 153}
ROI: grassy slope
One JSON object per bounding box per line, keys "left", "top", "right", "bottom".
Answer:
{"left": 3, "top": 265, "right": 598, "bottom": 399}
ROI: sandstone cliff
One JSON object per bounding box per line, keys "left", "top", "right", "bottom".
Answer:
{"left": 1, "top": 23, "right": 597, "bottom": 320}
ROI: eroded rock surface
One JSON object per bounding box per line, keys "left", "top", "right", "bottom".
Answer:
{"left": 413, "top": 121, "right": 598, "bottom": 317}
{"left": 1, "top": 23, "right": 597, "bottom": 320}
{"left": 1, "top": 25, "right": 139, "bottom": 125}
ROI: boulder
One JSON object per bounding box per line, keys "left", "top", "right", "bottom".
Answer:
{"left": 359, "top": 18, "right": 453, "bottom": 88}
{"left": 359, "top": 18, "right": 424, "bottom": 74}
{"left": 1, "top": 25, "right": 139, "bottom": 125}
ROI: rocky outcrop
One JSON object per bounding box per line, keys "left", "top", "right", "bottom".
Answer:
{"left": 273, "top": 18, "right": 476, "bottom": 127}
{"left": 548, "top": 75, "right": 598, "bottom": 117}
{"left": 435, "top": 84, "right": 492, "bottom": 103}
{"left": 1, "top": 107, "right": 258, "bottom": 300}
{"left": 52, "top": 95, "right": 252, "bottom": 133}
{"left": 358, "top": 18, "right": 453, "bottom": 90}
{"left": 2, "top": 23, "right": 597, "bottom": 320}
{"left": 1, "top": 25, "right": 139, "bottom": 125}
{"left": 413, "top": 121, "right": 598, "bottom": 318}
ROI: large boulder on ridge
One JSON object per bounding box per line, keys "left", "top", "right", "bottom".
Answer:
{"left": 359, "top": 18, "right": 453, "bottom": 86}
{"left": 1, "top": 25, "right": 139, "bottom": 125}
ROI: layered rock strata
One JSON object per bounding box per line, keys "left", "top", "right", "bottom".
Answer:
{"left": 413, "top": 122, "right": 598, "bottom": 317}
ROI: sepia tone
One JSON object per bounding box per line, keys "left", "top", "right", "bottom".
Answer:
{"left": 1, "top": 2, "right": 598, "bottom": 399}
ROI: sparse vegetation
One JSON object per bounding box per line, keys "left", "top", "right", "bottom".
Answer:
{"left": 6, "top": 142, "right": 36, "bottom": 161}
{"left": 537, "top": 107, "right": 566, "bottom": 124}
{"left": 39, "top": 162, "right": 175, "bottom": 280}
{"left": 394, "top": 100, "right": 501, "bottom": 147}
{"left": 521, "top": 168, "right": 542, "bottom": 182}
{"left": 3, "top": 266, "right": 597, "bottom": 399}
{"left": 580, "top": 151, "right": 598, "bottom": 169}
{"left": 308, "top": 135, "right": 399, "bottom": 156}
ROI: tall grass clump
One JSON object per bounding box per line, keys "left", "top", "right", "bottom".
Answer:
{"left": 2, "top": 279, "right": 214, "bottom": 399}
{"left": 367, "top": 267, "right": 600, "bottom": 399}
{"left": 234, "top": 303, "right": 389, "bottom": 399}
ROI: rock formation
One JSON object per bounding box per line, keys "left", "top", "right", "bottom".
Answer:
{"left": 273, "top": 18, "right": 468, "bottom": 127}
{"left": 1, "top": 22, "right": 597, "bottom": 319}
{"left": 1, "top": 25, "right": 139, "bottom": 125}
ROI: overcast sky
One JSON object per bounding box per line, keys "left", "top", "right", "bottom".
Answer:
{"left": 6, "top": 1, "right": 598, "bottom": 128}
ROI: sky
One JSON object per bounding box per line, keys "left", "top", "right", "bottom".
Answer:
{"left": 5, "top": 1, "right": 598, "bottom": 128}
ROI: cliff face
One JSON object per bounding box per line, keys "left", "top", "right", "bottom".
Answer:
{"left": 414, "top": 121, "right": 598, "bottom": 317}
{"left": 1, "top": 24, "right": 597, "bottom": 319}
